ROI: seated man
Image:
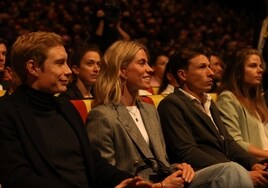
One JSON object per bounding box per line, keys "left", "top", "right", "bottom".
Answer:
{"left": 0, "top": 31, "right": 151, "bottom": 188}
{"left": 157, "top": 43, "right": 268, "bottom": 187}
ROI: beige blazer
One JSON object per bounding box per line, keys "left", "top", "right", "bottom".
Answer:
{"left": 86, "top": 101, "right": 169, "bottom": 180}
{"left": 216, "top": 90, "right": 267, "bottom": 151}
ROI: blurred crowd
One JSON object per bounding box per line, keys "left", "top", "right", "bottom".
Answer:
{"left": 0, "top": 0, "right": 263, "bottom": 58}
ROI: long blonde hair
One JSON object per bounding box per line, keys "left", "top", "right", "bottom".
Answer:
{"left": 94, "top": 40, "right": 148, "bottom": 106}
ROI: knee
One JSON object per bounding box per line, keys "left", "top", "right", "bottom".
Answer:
{"left": 224, "top": 162, "right": 247, "bottom": 173}
{"left": 222, "top": 162, "right": 253, "bottom": 187}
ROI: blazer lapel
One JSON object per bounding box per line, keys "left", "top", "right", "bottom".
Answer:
{"left": 176, "top": 90, "right": 225, "bottom": 148}
{"left": 138, "top": 102, "right": 167, "bottom": 162}
{"left": 116, "top": 104, "right": 154, "bottom": 159}
{"left": 210, "top": 102, "right": 229, "bottom": 149}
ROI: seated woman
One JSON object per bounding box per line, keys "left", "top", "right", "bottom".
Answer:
{"left": 157, "top": 61, "right": 179, "bottom": 95}
{"left": 86, "top": 40, "right": 253, "bottom": 188}
{"left": 59, "top": 43, "right": 101, "bottom": 99}
{"left": 150, "top": 53, "right": 169, "bottom": 88}
{"left": 216, "top": 47, "right": 268, "bottom": 160}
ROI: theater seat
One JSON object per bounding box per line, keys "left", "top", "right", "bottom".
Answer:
{"left": 0, "top": 90, "right": 6, "bottom": 97}
{"left": 208, "top": 93, "right": 218, "bottom": 101}
{"left": 70, "top": 99, "right": 93, "bottom": 123}
{"left": 147, "top": 95, "right": 166, "bottom": 108}
{"left": 140, "top": 96, "right": 155, "bottom": 105}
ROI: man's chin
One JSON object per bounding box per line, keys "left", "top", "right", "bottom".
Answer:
{"left": 55, "top": 86, "right": 68, "bottom": 94}
{"left": 204, "top": 86, "right": 212, "bottom": 93}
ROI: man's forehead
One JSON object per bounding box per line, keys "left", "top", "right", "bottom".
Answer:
{"left": 189, "top": 54, "right": 209, "bottom": 64}
{"left": 46, "top": 46, "right": 67, "bottom": 58}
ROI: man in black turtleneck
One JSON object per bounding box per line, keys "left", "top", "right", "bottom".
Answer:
{"left": 0, "top": 31, "right": 151, "bottom": 188}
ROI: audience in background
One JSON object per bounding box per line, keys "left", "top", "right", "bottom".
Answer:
{"left": 157, "top": 43, "right": 268, "bottom": 187}
{"left": 150, "top": 53, "right": 169, "bottom": 88}
{"left": 59, "top": 43, "right": 101, "bottom": 99}
{"left": 86, "top": 40, "right": 254, "bottom": 188}
{"left": 0, "top": 0, "right": 258, "bottom": 60}
{"left": 91, "top": 0, "right": 130, "bottom": 53}
{"left": 140, "top": 52, "right": 169, "bottom": 95}
{"left": 157, "top": 61, "right": 179, "bottom": 95}
{"left": 0, "top": 38, "right": 8, "bottom": 90}
{"left": 208, "top": 52, "right": 224, "bottom": 93}
{"left": 1, "top": 55, "right": 21, "bottom": 96}
{"left": 216, "top": 47, "right": 268, "bottom": 160}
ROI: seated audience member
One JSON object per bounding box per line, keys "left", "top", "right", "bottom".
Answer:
{"left": 92, "top": 2, "right": 130, "bottom": 53}
{"left": 157, "top": 61, "right": 179, "bottom": 95}
{"left": 208, "top": 52, "right": 224, "bottom": 93}
{"left": 86, "top": 40, "right": 254, "bottom": 188}
{"left": 2, "top": 58, "right": 21, "bottom": 96}
{"left": 216, "top": 47, "right": 268, "bottom": 160}
{"left": 0, "top": 31, "right": 153, "bottom": 188}
{"left": 150, "top": 53, "right": 169, "bottom": 88}
{"left": 157, "top": 43, "right": 268, "bottom": 187}
{"left": 139, "top": 53, "right": 169, "bottom": 95}
{"left": 59, "top": 43, "right": 101, "bottom": 99}
{"left": 0, "top": 38, "right": 8, "bottom": 90}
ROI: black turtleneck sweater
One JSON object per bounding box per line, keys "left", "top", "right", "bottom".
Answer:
{"left": 24, "top": 85, "right": 89, "bottom": 188}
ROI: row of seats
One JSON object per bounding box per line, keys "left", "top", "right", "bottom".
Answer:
{"left": 70, "top": 93, "right": 218, "bottom": 123}
{"left": 70, "top": 95, "right": 167, "bottom": 123}
{"left": 0, "top": 90, "right": 218, "bottom": 123}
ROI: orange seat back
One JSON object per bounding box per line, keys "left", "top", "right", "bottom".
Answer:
{"left": 70, "top": 100, "right": 88, "bottom": 123}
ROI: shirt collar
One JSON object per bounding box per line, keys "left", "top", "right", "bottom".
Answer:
{"left": 179, "top": 88, "right": 212, "bottom": 105}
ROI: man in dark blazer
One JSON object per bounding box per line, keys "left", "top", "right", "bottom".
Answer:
{"left": 0, "top": 31, "right": 152, "bottom": 188}
{"left": 157, "top": 44, "right": 268, "bottom": 187}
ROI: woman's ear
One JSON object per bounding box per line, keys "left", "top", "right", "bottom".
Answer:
{"left": 26, "top": 60, "right": 39, "bottom": 76}
{"left": 119, "top": 69, "right": 127, "bottom": 80}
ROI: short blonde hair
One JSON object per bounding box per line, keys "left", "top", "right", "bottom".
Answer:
{"left": 11, "top": 31, "right": 63, "bottom": 83}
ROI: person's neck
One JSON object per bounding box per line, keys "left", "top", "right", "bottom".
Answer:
{"left": 181, "top": 86, "right": 205, "bottom": 102}
{"left": 121, "top": 88, "right": 138, "bottom": 106}
{"left": 22, "top": 84, "right": 56, "bottom": 111}
{"left": 152, "top": 75, "right": 162, "bottom": 84}
{"left": 75, "top": 79, "right": 92, "bottom": 98}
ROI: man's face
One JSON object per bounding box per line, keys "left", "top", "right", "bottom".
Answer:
{"left": 32, "top": 45, "right": 72, "bottom": 94}
{"left": 0, "top": 43, "right": 7, "bottom": 72}
{"left": 180, "top": 55, "right": 214, "bottom": 96}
